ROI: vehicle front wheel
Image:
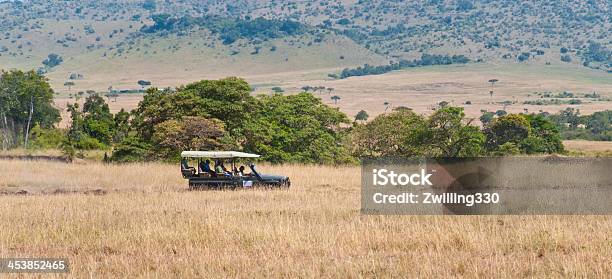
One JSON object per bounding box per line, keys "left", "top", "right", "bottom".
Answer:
{"left": 281, "top": 178, "right": 291, "bottom": 188}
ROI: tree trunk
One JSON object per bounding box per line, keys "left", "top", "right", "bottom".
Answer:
{"left": 24, "top": 96, "right": 34, "bottom": 149}
{"left": 1, "top": 112, "right": 7, "bottom": 150}
{"left": 2, "top": 113, "right": 13, "bottom": 149}
{"left": 10, "top": 117, "right": 16, "bottom": 147}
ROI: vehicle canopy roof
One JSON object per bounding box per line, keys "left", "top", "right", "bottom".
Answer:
{"left": 180, "top": 151, "right": 261, "bottom": 159}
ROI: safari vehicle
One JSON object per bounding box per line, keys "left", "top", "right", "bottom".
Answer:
{"left": 180, "top": 151, "right": 290, "bottom": 190}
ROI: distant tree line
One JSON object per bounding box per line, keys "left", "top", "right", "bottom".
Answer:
{"left": 337, "top": 54, "right": 470, "bottom": 79}
{"left": 544, "top": 108, "right": 611, "bottom": 141}
{"left": 141, "top": 15, "right": 305, "bottom": 45}
{"left": 350, "top": 107, "right": 563, "bottom": 158}
{"left": 1, "top": 73, "right": 570, "bottom": 163}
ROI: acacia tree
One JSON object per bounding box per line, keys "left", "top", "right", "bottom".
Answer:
{"left": 331, "top": 95, "right": 341, "bottom": 104}
{"left": 488, "top": 79, "right": 498, "bottom": 99}
{"left": 383, "top": 101, "right": 390, "bottom": 112}
{"left": 137, "top": 80, "right": 152, "bottom": 90}
{"left": 64, "top": 81, "right": 75, "bottom": 92}
{"left": 425, "top": 107, "right": 485, "bottom": 157}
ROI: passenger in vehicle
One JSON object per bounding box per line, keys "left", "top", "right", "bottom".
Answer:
{"left": 215, "top": 160, "right": 232, "bottom": 176}
{"left": 181, "top": 158, "right": 195, "bottom": 176}
{"left": 199, "top": 159, "right": 213, "bottom": 176}
{"left": 215, "top": 160, "right": 224, "bottom": 174}
{"left": 237, "top": 165, "right": 246, "bottom": 176}
{"left": 221, "top": 162, "right": 230, "bottom": 173}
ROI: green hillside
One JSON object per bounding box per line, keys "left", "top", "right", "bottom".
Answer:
{"left": 0, "top": 0, "right": 609, "bottom": 89}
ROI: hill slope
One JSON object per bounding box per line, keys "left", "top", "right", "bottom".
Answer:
{"left": 0, "top": 0, "right": 609, "bottom": 90}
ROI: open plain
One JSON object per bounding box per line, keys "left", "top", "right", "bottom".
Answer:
{"left": 0, "top": 160, "right": 610, "bottom": 277}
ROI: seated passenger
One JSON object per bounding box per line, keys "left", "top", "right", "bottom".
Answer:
{"left": 237, "top": 165, "right": 246, "bottom": 176}
{"left": 221, "top": 162, "right": 230, "bottom": 173}
{"left": 181, "top": 158, "right": 195, "bottom": 176}
{"left": 215, "top": 160, "right": 224, "bottom": 174}
{"left": 215, "top": 161, "right": 232, "bottom": 177}
{"left": 199, "top": 159, "right": 214, "bottom": 175}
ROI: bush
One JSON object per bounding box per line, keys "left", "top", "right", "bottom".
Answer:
{"left": 28, "top": 125, "right": 65, "bottom": 149}
{"left": 494, "top": 142, "right": 520, "bottom": 156}
{"left": 561, "top": 54, "right": 572, "bottom": 62}
{"left": 111, "top": 136, "right": 153, "bottom": 162}
{"left": 338, "top": 54, "right": 470, "bottom": 79}
{"left": 74, "top": 135, "right": 106, "bottom": 150}
{"left": 518, "top": 52, "right": 530, "bottom": 62}
{"left": 42, "top": 53, "right": 63, "bottom": 68}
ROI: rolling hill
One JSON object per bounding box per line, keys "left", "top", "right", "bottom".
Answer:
{"left": 0, "top": 0, "right": 609, "bottom": 89}
{"left": 0, "top": 0, "right": 610, "bottom": 125}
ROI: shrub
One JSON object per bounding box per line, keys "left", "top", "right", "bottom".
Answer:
{"left": 28, "top": 125, "right": 65, "bottom": 149}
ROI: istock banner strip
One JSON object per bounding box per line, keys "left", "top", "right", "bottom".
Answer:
{"left": 361, "top": 157, "right": 612, "bottom": 215}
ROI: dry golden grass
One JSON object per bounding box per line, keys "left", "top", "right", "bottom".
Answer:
{"left": 563, "top": 140, "right": 612, "bottom": 152}
{"left": 52, "top": 63, "right": 612, "bottom": 128}
{"left": 0, "top": 160, "right": 610, "bottom": 277}
{"left": 563, "top": 140, "right": 612, "bottom": 157}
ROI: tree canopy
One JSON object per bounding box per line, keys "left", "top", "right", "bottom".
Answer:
{"left": 0, "top": 70, "right": 59, "bottom": 149}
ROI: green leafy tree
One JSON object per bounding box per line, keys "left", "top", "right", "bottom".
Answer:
{"left": 349, "top": 110, "right": 427, "bottom": 158}
{"left": 425, "top": 107, "right": 485, "bottom": 157}
{"left": 355, "top": 110, "right": 369, "bottom": 122}
{"left": 110, "top": 136, "right": 153, "bottom": 162}
{"left": 485, "top": 114, "right": 531, "bottom": 151}
{"left": 113, "top": 108, "right": 130, "bottom": 143}
{"left": 479, "top": 111, "right": 495, "bottom": 124}
{"left": 131, "top": 77, "right": 254, "bottom": 142}
{"left": 520, "top": 114, "right": 564, "bottom": 153}
{"left": 586, "top": 110, "right": 611, "bottom": 136}
{"left": 0, "top": 70, "right": 60, "bottom": 149}
{"left": 494, "top": 142, "right": 520, "bottom": 156}
{"left": 244, "top": 93, "right": 353, "bottom": 164}
{"left": 28, "top": 124, "right": 65, "bottom": 149}
{"left": 152, "top": 116, "right": 227, "bottom": 160}
{"left": 62, "top": 103, "right": 105, "bottom": 158}
{"left": 82, "top": 94, "right": 114, "bottom": 145}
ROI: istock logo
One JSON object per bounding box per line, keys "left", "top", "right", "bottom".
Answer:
{"left": 372, "top": 168, "right": 434, "bottom": 186}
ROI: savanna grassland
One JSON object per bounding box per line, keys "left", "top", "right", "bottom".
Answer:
{"left": 0, "top": 160, "right": 610, "bottom": 277}
{"left": 52, "top": 63, "right": 612, "bottom": 129}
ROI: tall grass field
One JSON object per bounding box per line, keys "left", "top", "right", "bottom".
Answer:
{"left": 0, "top": 160, "right": 610, "bottom": 277}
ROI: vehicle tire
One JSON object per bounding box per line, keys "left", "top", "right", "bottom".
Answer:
{"left": 281, "top": 178, "right": 291, "bottom": 189}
